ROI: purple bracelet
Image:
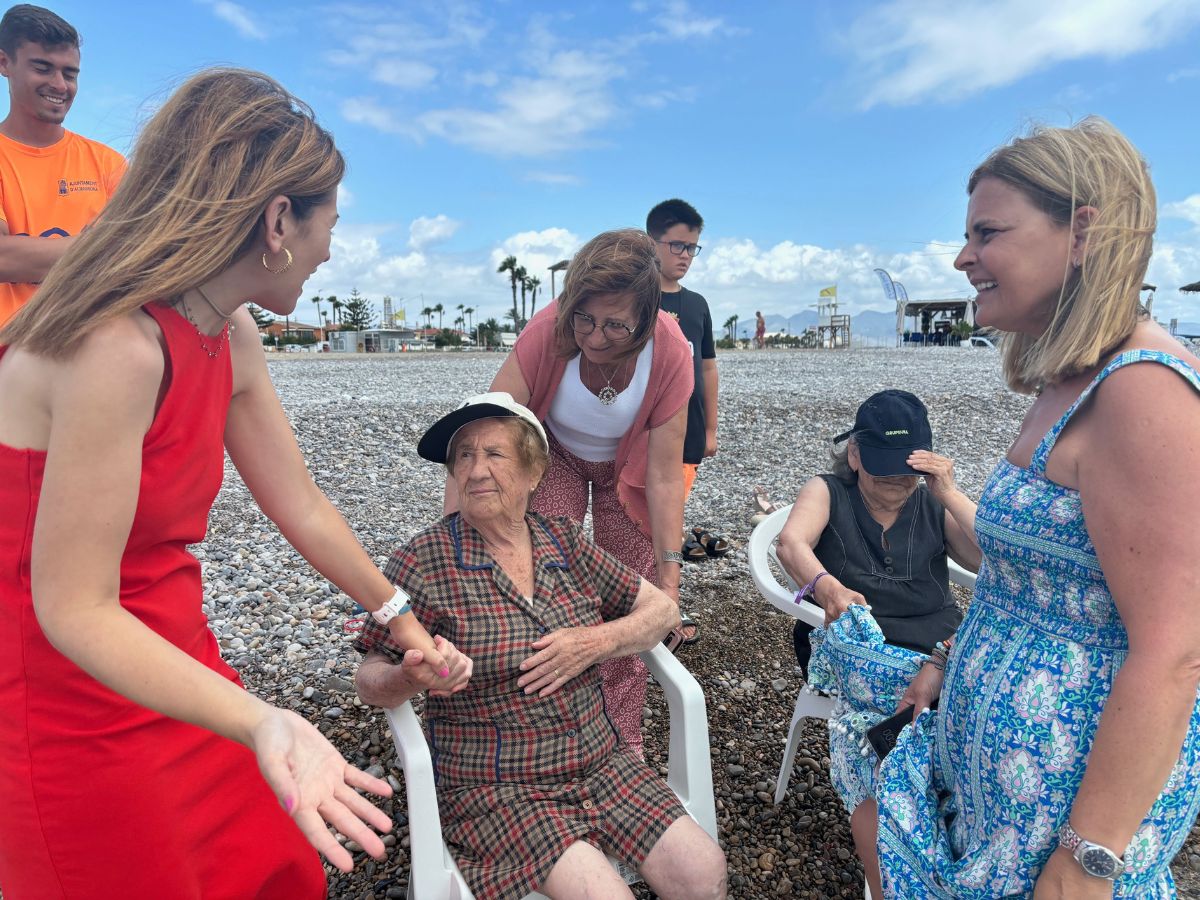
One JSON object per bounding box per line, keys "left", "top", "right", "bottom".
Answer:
{"left": 795, "top": 570, "right": 828, "bottom": 604}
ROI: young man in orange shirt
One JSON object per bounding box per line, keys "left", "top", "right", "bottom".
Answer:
{"left": 0, "top": 5, "right": 123, "bottom": 327}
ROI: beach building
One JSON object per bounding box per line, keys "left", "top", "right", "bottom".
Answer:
{"left": 900, "top": 298, "right": 974, "bottom": 345}
{"left": 262, "top": 320, "right": 324, "bottom": 343}
{"left": 328, "top": 326, "right": 427, "bottom": 353}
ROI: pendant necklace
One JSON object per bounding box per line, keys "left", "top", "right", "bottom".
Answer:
{"left": 589, "top": 357, "right": 626, "bottom": 406}
{"left": 176, "top": 288, "right": 231, "bottom": 359}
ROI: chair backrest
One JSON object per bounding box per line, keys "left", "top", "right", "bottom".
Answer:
{"left": 747, "top": 502, "right": 978, "bottom": 626}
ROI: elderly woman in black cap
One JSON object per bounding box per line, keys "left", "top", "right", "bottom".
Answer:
{"left": 775, "top": 389, "right": 980, "bottom": 900}
{"left": 354, "top": 392, "right": 726, "bottom": 900}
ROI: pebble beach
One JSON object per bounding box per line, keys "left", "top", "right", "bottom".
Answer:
{"left": 195, "top": 347, "right": 1200, "bottom": 899}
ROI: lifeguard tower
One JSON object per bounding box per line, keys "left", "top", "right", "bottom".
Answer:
{"left": 809, "top": 285, "right": 850, "bottom": 349}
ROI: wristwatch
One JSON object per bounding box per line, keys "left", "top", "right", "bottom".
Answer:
{"left": 1058, "top": 822, "right": 1125, "bottom": 880}
{"left": 371, "top": 586, "right": 412, "bottom": 626}
{"left": 661, "top": 550, "right": 686, "bottom": 566}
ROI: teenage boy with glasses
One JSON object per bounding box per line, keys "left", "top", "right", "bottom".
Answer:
{"left": 647, "top": 198, "right": 717, "bottom": 503}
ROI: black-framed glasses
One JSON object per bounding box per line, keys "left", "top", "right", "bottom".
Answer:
{"left": 656, "top": 239, "right": 702, "bottom": 258}
{"left": 571, "top": 311, "right": 635, "bottom": 341}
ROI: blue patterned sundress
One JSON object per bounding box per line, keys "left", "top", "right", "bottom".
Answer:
{"left": 875, "top": 350, "right": 1200, "bottom": 899}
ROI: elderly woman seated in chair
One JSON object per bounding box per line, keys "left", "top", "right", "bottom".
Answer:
{"left": 353, "top": 392, "right": 726, "bottom": 900}
{"left": 776, "top": 389, "right": 980, "bottom": 900}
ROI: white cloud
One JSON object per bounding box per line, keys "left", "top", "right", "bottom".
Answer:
{"left": 374, "top": 59, "right": 438, "bottom": 90}
{"left": 336, "top": 184, "right": 354, "bottom": 208}
{"left": 653, "top": 0, "right": 729, "bottom": 39}
{"left": 1162, "top": 194, "right": 1200, "bottom": 227}
{"left": 202, "top": 0, "right": 266, "bottom": 40}
{"left": 340, "top": 97, "right": 419, "bottom": 138}
{"left": 409, "top": 215, "right": 462, "bottom": 250}
{"left": 417, "top": 50, "right": 623, "bottom": 157}
{"left": 848, "top": 0, "right": 1200, "bottom": 108}
{"left": 524, "top": 171, "right": 583, "bottom": 186}
{"left": 685, "top": 236, "right": 970, "bottom": 320}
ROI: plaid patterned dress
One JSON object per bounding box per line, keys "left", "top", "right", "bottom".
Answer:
{"left": 356, "top": 512, "right": 685, "bottom": 900}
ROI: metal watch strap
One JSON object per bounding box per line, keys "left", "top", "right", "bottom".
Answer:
{"left": 1058, "top": 822, "right": 1124, "bottom": 879}
{"left": 661, "top": 550, "right": 686, "bottom": 566}
{"left": 371, "top": 586, "right": 412, "bottom": 625}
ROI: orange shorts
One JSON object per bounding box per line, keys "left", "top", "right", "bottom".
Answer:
{"left": 682, "top": 463, "right": 699, "bottom": 499}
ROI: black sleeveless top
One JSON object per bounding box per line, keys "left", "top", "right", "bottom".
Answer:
{"left": 812, "top": 474, "right": 962, "bottom": 653}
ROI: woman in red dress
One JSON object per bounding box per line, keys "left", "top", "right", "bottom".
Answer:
{"left": 0, "top": 68, "right": 465, "bottom": 899}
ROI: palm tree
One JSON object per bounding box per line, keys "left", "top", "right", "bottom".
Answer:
{"left": 723, "top": 314, "right": 738, "bottom": 342}
{"left": 311, "top": 294, "right": 324, "bottom": 326}
{"left": 515, "top": 266, "right": 528, "bottom": 325}
{"left": 328, "top": 295, "right": 342, "bottom": 325}
{"left": 478, "top": 316, "right": 501, "bottom": 348}
{"left": 526, "top": 276, "right": 541, "bottom": 317}
{"left": 497, "top": 255, "right": 520, "bottom": 328}
{"left": 463, "top": 306, "right": 475, "bottom": 334}
{"left": 434, "top": 302, "right": 445, "bottom": 330}
{"left": 421, "top": 306, "right": 433, "bottom": 329}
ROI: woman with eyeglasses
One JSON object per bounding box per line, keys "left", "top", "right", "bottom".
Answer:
{"left": 477, "top": 228, "right": 693, "bottom": 756}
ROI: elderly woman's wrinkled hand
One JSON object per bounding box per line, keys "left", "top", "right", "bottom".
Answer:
{"left": 250, "top": 706, "right": 393, "bottom": 873}
{"left": 907, "top": 450, "right": 959, "bottom": 502}
{"left": 814, "top": 579, "right": 869, "bottom": 627}
{"left": 517, "top": 627, "right": 605, "bottom": 698}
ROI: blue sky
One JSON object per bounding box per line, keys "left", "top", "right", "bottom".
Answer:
{"left": 31, "top": 0, "right": 1200, "bottom": 327}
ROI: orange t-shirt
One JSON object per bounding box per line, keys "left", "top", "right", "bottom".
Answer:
{"left": 0, "top": 129, "right": 125, "bottom": 326}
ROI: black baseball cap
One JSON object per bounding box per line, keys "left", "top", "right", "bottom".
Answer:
{"left": 833, "top": 390, "right": 932, "bottom": 477}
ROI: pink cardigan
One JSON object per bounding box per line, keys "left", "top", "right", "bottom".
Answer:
{"left": 515, "top": 304, "right": 694, "bottom": 538}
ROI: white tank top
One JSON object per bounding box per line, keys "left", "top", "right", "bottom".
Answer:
{"left": 546, "top": 339, "right": 653, "bottom": 461}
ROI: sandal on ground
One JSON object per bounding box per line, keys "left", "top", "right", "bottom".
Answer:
{"left": 691, "top": 526, "right": 731, "bottom": 558}
{"left": 682, "top": 536, "right": 708, "bottom": 561}
{"left": 753, "top": 485, "right": 785, "bottom": 515}
{"left": 663, "top": 613, "right": 701, "bottom": 653}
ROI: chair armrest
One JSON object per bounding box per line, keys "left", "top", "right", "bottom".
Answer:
{"left": 747, "top": 504, "right": 825, "bottom": 629}
{"left": 948, "top": 558, "right": 977, "bottom": 591}
{"left": 384, "top": 701, "right": 458, "bottom": 899}
{"left": 639, "top": 644, "right": 717, "bottom": 841}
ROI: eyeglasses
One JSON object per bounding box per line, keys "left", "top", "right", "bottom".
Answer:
{"left": 571, "top": 311, "right": 635, "bottom": 341}
{"left": 656, "top": 240, "right": 702, "bottom": 258}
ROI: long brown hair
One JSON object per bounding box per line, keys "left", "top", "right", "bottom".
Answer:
{"left": 968, "top": 117, "right": 1155, "bottom": 393}
{"left": 0, "top": 67, "right": 344, "bottom": 357}
{"left": 553, "top": 229, "right": 661, "bottom": 360}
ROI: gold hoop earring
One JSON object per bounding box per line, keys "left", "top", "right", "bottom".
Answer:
{"left": 262, "top": 248, "right": 293, "bottom": 274}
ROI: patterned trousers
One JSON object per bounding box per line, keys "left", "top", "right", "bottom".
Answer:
{"left": 532, "top": 432, "right": 656, "bottom": 754}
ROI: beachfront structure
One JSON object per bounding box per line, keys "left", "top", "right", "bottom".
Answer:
{"left": 328, "top": 327, "right": 428, "bottom": 353}
{"left": 900, "top": 298, "right": 975, "bottom": 345}
{"left": 262, "top": 320, "right": 324, "bottom": 343}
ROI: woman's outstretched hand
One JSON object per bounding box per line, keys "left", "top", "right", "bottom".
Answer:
{"left": 251, "top": 706, "right": 394, "bottom": 872}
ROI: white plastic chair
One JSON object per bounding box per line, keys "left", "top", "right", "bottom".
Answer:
{"left": 384, "top": 642, "right": 717, "bottom": 900}
{"left": 747, "top": 503, "right": 978, "bottom": 805}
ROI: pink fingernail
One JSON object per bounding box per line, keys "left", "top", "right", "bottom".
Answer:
{"left": 440, "top": 667, "right": 450, "bottom": 678}
{"left": 284, "top": 795, "right": 294, "bottom": 813}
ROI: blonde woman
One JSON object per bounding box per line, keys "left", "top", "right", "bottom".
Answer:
{"left": 0, "top": 69, "right": 463, "bottom": 897}
{"left": 874, "top": 118, "right": 1200, "bottom": 899}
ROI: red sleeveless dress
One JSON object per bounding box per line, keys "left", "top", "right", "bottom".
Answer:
{"left": 0, "top": 303, "right": 326, "bottom": 899}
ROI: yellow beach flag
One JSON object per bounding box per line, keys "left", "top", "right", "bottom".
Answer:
{"left": 819, "top": 285, "right": 837, "bottom": 298}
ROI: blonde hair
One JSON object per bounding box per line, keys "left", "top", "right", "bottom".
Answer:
{"left": 0, "top": 67, "right": 344, "bottom": 357}
{"left": 967, "top": 117, "right": 1155, "bottom": 393}
{"left": 554, "top": 228, "right": 661, "bottom": 360}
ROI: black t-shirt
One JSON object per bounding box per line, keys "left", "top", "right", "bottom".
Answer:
{"left": 659, "top": 287, "right": 715, "bottom": 464}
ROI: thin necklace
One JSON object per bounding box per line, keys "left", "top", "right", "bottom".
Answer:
{"left": 176, "top": 293, "right": 229, "bottom": 359}
{"left": 196, "top": 284, "right": 233, "bottom": 321}
{"left": 588, "top": 356, "right": 627, "bottom": 406}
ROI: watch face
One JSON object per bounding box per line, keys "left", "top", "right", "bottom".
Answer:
{"left": 1080, "top": 845, "right": 1120, "bottom": 878}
